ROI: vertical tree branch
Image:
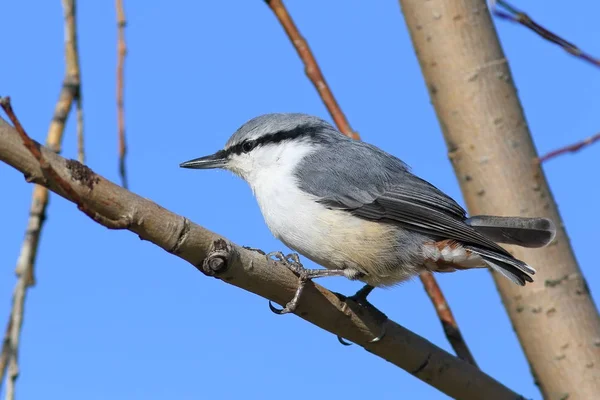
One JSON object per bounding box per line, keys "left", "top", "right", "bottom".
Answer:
{"left": 76, "top": 96, "right": 84, "bottom": 163}
{"left": 62, "top": 0, "right": 85, "bottom": 163}
{"left": 116, "top": 0, "right": 128, "bottom": 189}
{"left": 264, "top": 0, "right": 358, "bottom": 140}
{"left": 264, "top": 0, "right": 477, "bottom": 366}
{"left": 0, "top": 0, "right": 82, "bottom": 395}
{"left": 399, "top": 0, "right": 600, "bottom": 397}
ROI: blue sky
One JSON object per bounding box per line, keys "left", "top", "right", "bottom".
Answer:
{"left": 1, "top": 1, "right": 599, "bottom": 399}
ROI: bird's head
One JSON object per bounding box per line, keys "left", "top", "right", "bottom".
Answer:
{"left": 179, "top": 113, "right": 341, "bottom": 183}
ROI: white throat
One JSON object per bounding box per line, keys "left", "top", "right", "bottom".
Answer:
{"left": 236, "top": 140, "right": 320, "bottom": 242}
{"left": 237, "top": 140, "right": 317, "bottom": 193}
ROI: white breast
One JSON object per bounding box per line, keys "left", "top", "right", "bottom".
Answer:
{"left": 248, "top": 141, "right": 331, "bottom": 260}
{"left": 245, "top": 141, "right": 396, "bottom": 276}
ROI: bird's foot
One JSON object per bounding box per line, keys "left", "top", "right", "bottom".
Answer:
{"left": 267, "top": 252, "right": 306, "bottom": 315}
{"left": 337, "top": 284, "right": 388, "bottom": 346}
{"left": 266, "top": 251, "right": 347, "bottom": 315}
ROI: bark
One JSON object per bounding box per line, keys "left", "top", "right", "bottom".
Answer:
{"left": 398, "top": 0, "right": 600, "bottom": 398}
{"left": 0, "top": 115, "right": 524, "bottom": 400}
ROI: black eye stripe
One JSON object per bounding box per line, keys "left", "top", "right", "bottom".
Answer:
{"left": 224, "top": 124, "right": 319, "bottom": 157}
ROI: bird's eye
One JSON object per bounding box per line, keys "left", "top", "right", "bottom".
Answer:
{"left": 242, "top": 140, "right": 256, "bottom": 153}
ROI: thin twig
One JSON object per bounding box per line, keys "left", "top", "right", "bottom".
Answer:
{"left": 0, "top": 118, "right": 525, "bottom": 399}
{"left": 264, "top": 0, "right": 358, "bottom": 140}
{"left": 491, "top": 0, "right": 600, "bottom": 68}
{"left": 264, "top": 0, "right": 477, "bottom": 366}
{"left": 420, "top": 272, "right": 477, "bottom": 366}
{"left": 538, "top": 132, "right": 600, "bottom": 163}
{"left": 0, "top": 318, "right": 12, "bottom": 387}
{"left": 76, "top": 96, "right": 84, "bottom": 163}
{"left": 62, "top": 0, "right": 85, "bottom": 163}
{"left": 116, "top": 0, "right": 128, "bottom": 189}
{"left": 0, "top": 1, "right": 83, "bottom": 395}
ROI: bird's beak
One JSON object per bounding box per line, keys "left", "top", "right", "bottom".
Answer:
{"left": 179, "top": 150, "right": 227, "bottom": 170}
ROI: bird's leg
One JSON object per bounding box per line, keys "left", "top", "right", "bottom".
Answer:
{"left": 348, "top": 284, "right": 376, "bottom": 305}
{"left": 337, "top": 284, "right": 388, "bottom": 346}
{"left": 267, "top": 251, "right": 347, "bottom": 315}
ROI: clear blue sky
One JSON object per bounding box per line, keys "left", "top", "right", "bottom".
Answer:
{"left": 1, "top": 1, "right": 599, "bottom": 399}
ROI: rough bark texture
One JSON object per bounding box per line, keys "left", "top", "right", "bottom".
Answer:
{"left": 0, "top": 115, "right": 526, "bottom": 400}
{"left": 398, "top": 0, "right": 600, "bottom": 398}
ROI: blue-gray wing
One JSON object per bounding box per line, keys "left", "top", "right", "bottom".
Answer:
{"left": 295, "top": 141, "right": 510, "bottom": 256}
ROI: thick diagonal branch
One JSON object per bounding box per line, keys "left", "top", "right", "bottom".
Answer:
{"left": 0, "top": 115, "right": 523, "bottom": 400}
{"left": 265, "top": 0, "right": 477, "bottom": 366}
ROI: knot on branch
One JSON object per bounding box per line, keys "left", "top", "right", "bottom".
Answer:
{"left": 201, "top": 239, "right": 233, "bottom": 276}
{"left": 66, "top": 159, "right": 100, "bottom": 190}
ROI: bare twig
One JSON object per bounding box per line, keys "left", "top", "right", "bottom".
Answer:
{"left": 0, "top": 114, "right": 525, "bottom": 400}
{"left": 0, "top": 1, "right": 83, "bottom": 394}
{"left": 538, "top": 132, "right": 600, "bottom": 163}
{"left": 76, "top": 96, "right": 84, "bottom": 163}
{"left": 264, "top": 0, "right": 358, "bottom": 139}
{"left": 420, "top": 272, "right": 477, "bottom": 366}
{"left": 265, "top": 0, "right": 477, "bottom": 366}
{"left": 116, "top": 0, "right": 128, "bottom": 189}
{"left": 0, "top": 318, "right": 12, "bottom": 386}
{"left": 491, "top": 0, "right": 600, "bottom": 68}
{"left": 62, "top": 0, "right": 85, "bottom": 163}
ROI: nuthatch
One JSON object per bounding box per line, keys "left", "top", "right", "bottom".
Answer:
{"left": 180, "top": 114, "right": 556, "bottom": 329}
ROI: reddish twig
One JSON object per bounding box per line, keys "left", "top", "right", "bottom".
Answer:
{"left": 538, "top": 132, "right": 600, "bottom": 163}
{"left": 491, "top": 0, "right": 600, "bottom": 68}
{"left": 0, "top": 98, "right": 131, "bottom": 230}
{"left": 264, "top": 0, "right": 358, "bottom": 139}
{"left": 116, "top": 0, "right": 128, "bottom": 189}
{"left": 421, "top": 272, "right": 477, "bottom": 366}
{"left": 265, "top": 0, "right": 477, "bottom": 366}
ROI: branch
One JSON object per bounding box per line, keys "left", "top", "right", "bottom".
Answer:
{"left": 538, "top": 132, "right": 600, "bottom": 163}
{"left": 491, "top": 0, "right": 600, "bottom": 68}
{"left": 399, "top": 0, "right": 600, "bottom": 397}
{"left": 116, "top": 0, "right": 128, "bottom": 189}
{"left": 0, "top": 112, "right": 523, "bottom": 400}
{"left": 62, "top": 0, "right": 85, "bottom": 163}
{"left": 264, "top": 0, "right": 357, "bottom": 139}
{"left": 0, "top": 0, "right": 83, "bottom": 395}
{"left": 420, "top": 272, "right": 477, "bottom": 366}
{"left": 265, "top": 0, "right": 477, "bottom": 366}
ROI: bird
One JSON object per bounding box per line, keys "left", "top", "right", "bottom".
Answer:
{"left": 180, "top": 113, "right": 556, "bottom": 322}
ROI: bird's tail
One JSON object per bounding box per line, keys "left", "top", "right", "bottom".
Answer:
{"left": 464, "top": 245, "right": 536, "bottom": 286}
{"left": 465, "top": 215, "right": 556, "bottom": 248}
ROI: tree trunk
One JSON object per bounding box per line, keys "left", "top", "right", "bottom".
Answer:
{"left": 398, "top": 0, "right": 600, "bottom": 398}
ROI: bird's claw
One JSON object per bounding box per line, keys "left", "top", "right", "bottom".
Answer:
{"left": 268, "top": 300, "right": 295, "bottom": 315}
{"left": 336, "top": 284, "right": 387, "bottom": 346}
{"left": 267, "top": 251, "right": 304, "bottom": 275}
{"left": 266, "top": 251, "right": 306, "bottom": 315}
{"left": 336, "top": 322, "right": 387, "bottom": 346}
{"left": 337, "top": 336, "right": 353, "bottom": 346}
